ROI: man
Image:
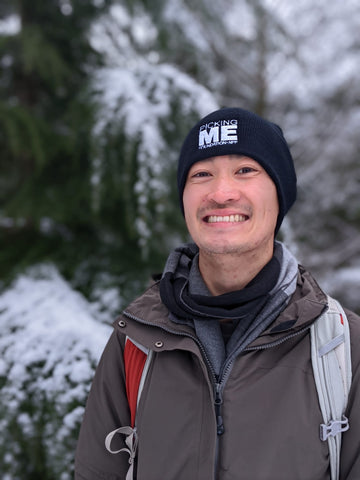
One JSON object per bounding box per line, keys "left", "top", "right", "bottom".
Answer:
{"left": 75, "top": 108, "right": 360, "bottom": 479}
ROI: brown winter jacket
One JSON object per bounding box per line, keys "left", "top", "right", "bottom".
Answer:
{"left": 75, "top": 266, "right": 360, "bottom": 480}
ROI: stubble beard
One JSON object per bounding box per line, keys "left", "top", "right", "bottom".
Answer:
{"left": 198, "top": 240, "right": 252, "bottom": 258}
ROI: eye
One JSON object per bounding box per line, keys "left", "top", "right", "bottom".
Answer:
{"left": 237, "top": 166, "right": 256, "bottom": 174}
{"left": 192, "top": 171, "right": 212, "bottom": 178}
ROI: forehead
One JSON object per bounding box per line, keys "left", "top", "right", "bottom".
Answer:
{"left": 189, "top": 154, "right": 262, "bottom": 170}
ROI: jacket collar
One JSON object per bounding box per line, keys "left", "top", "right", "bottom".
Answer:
{"left": 120, "top": 265, "right": 327, "bottom": 348}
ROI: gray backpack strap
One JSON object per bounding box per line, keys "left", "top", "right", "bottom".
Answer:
{"left": 310, "top": 295, "right": 352, "bottom": 480}
{"left": 105, "top": 426, "right": 138, "bottom": 480}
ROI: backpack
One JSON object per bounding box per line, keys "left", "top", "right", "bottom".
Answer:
{"left": 104, "top": 338, "right": 153, "bottom": 480}
{"left": 310, "top": 295, "right": 352, "bottom": 480}
{"left": 106, "top": 295, "right": 352, "bottom": 480}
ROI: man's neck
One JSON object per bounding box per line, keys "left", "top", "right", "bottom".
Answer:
{"left": 198, "top": 247, "right": 274, "bottom": 296}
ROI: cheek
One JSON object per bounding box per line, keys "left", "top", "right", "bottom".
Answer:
{"left": 271, "top": 188, "right": 279, "bottom": 215}
{"left": 258, "top": 183, "right": 279, "bottom": 219}
{"left": 182, "top": 187, "right": 196, "bottom": 225}
{"left": 267, "top": 192, "right": 279, "bottom": 213}
{"left": 182, "top": 187, "right": 191, "bottom": 214}
{"left": 265, "top": 181, "right": 278, "bottom": 206}
{"left": 265, "top": 191, "right": 279, "bottom": 222}
{"left": 183, "top": 186, "right": 201, "bottom": 215}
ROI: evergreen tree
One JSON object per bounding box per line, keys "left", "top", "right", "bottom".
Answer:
{"left": 0, "top": 0, "right": 110, "bottom": 287}
{"left": 1, "top": 1, "right": 360, "bottom": 478}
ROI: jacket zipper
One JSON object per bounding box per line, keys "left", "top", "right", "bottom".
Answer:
{"left": 123, "top": 312, "right": 228, "bottom": 429}
{"left": 214, "top": 324, "right": 312, "bottom": 423}
{"left": 123, "top": 311, "right": 311, "bottom": 478}
{"left": 243, "top": 324, "right": 311, "bottom": 352}
{"left": 214, "top": 381, "right": 225, "bottom": 435}
{"left": 123, "top": 310, "right": 224, "bottom": 480}
{"left": 212, "top": 324, "right": 312, "bottom": 479}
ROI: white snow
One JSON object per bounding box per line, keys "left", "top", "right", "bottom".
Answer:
{"left": 0, "top": 264, "right": 112, "bottom": 478}
{"left": 90, "top": 7, "right": 218, "bottom": 249}
{"left": 1, "top": 1, "right": 360, "bottom": 477}
{"left": 0, "top": 15, "right": 21, "bottom": 36}
{"left": 0, "top": 264, "right": 111, "bottom": 381}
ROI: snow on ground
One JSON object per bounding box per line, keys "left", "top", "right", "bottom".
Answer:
{"left": 0, "top": 264, "right": 113, "bottom": 477}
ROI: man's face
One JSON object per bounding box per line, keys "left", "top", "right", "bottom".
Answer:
{"left": 182, "top": 155, "right": 279, "bottom": 259}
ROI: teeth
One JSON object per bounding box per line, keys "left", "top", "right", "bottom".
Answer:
{"left": 207, "top": 214, "right": 246, "bottom": 223}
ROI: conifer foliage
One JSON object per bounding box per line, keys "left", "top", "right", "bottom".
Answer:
{"left": 0, "top": 0, "right": 109, "bottom": 288}
{"left": 0, "top": 1, "right": 360, "bottom": 478}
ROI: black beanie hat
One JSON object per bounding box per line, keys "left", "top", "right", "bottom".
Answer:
{"left": 177, "top": 107, "right": 297, "bottom": 234}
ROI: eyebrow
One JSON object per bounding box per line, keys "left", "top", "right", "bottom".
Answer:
{"left": 193, "top": 155, "right": 258, "bottom": 166}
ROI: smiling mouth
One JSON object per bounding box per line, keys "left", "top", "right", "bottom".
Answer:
{"left": 205, "top": 214, "right": 248, "bottom": 223}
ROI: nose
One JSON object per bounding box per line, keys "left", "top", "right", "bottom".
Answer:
{"left": 206, "top": 175, "right": 241, "bottom": 204}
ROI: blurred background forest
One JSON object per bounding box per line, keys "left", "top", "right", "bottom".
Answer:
{"left": 0, "top": 0, "right": 359, "bottom": 478}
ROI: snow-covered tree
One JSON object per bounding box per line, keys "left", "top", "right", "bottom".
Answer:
{"left": 1, "top": 0, "right": 360, "bottom": 477}
{"left": 0, "top": 265, "right": 111, "bottom": 479}
{"left": 264, "top": 1, "right": 360, "bottom": 303}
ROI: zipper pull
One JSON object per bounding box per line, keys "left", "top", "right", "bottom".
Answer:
{"left": 215, "top": 383, "right": 225, "bottom": 436}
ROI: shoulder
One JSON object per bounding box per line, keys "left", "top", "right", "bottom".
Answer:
{"left": 113, "top": 281, "right": 172, "bottom": 334}
{"left": 120, "top": 281, "right": 166, "bottom": 320}
{"left": 94, "top": 285, "right": 164, "bottom": 370}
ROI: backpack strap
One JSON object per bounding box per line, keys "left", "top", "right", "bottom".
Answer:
{"left": 105, "top": 426, "right": 138, "bottom": 480}
{"left": 310, "top": 295, "right": 352, "bottom": 480}
{"left": 104, "top": 337, "right": 153, "bottom": 480}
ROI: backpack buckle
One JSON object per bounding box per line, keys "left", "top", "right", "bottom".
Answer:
{"left": 320, "top": 415, "right": 349, "bottom": 441}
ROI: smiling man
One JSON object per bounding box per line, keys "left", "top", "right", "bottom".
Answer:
{"left": 182, "top": 155, "right": 279, "bottom": 294}
{"left": 75, "top": 108, "right": 360, "bottom": 480}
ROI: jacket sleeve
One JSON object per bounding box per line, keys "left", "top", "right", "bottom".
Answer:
{"left": 340, "top": 310, "right": 360, "bottom": 479}
{"left": 75, "top": 326, "right": 131, "bottom": 480}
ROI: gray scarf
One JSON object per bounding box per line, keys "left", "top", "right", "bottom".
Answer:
{"left": 160, "top": 241, "right": 299, "bottom": 377}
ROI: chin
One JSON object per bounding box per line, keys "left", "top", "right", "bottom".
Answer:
{"left": 199, "top": 243, "right": 248, "bottom": 256}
